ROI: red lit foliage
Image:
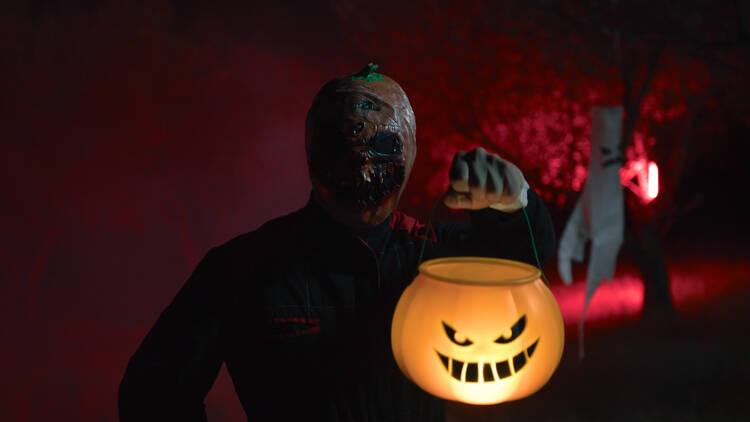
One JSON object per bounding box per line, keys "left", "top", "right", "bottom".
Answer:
{"left": 333, "top": 0, "right": 734, "bottom": 221}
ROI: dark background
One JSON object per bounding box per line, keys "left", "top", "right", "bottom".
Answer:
{"left": 2, "top": 1, "right": 749, "bottom": 421}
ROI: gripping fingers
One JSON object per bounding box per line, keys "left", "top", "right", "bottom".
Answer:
{"left": 446, "top": 147, "right": 523, "bottom": 210}
{"left": 485, "top": 155, "right": 505, "bottom": 204}
{"left": 443, "top": 186, "right": 473, "bottom": 209}
{"left": 502, "top": 160, "right": 524, "bottom": 201}
{"left": 468, "top": 148, "right": 488, "bottom": 205}
{"left": 449, "top": 151, "right": 470, "bottom": 193}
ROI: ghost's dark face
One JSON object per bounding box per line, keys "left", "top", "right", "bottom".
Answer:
{"left": 305, "top": 71, "right": 416, "bottom": 230}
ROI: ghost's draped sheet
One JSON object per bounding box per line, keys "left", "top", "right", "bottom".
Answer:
{"left": 557, "top": 106, "right": 624, "bottom": 357}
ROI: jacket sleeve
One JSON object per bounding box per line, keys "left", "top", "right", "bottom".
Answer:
{"left": 430, "top": 187, "right": 556, "bottom": 268}
{"left": 118, "top": 248, "right": 228, "bottom": 422}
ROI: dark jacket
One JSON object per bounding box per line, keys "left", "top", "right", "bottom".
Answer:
{"left": 119, "top": 190, "right": 555, "bottom": 421}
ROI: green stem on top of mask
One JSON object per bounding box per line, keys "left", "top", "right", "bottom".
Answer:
{"left": 351, "top": 63, "right": 385, "bottom": 82}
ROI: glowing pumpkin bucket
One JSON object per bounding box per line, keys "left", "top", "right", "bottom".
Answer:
{"left": 392, "top": 257, "right": 564, "bottom": 405}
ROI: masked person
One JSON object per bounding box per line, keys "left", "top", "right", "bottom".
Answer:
{"left": 118, "top": 64, "right": 555, "bottom": 421}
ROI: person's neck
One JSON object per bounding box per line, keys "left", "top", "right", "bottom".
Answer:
{"left": 305, "top": 191, "right": 393, "bottom": 243}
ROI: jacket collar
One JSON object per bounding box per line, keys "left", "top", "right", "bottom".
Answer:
{"left": 301, "top": 191, "right": 393, "bottom": 255}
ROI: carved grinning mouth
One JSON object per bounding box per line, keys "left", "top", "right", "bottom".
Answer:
{"left": 435, "top": 338, "right": 539, "bottom": 383}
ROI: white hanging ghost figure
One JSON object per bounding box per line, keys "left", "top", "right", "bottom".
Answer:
{"left": 557, "top": 106, "right": 624, "bottom": 360}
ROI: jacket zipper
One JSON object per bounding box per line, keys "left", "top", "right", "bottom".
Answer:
{"left": 357, "top": 236, "right": 381, "bottom": 290}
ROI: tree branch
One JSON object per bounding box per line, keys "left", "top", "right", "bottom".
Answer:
{"left": 620, "top": 45, "right": 662, "bottom": 152}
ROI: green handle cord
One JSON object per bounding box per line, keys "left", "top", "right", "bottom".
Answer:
{"left": 415, "top": 191, "right": 445, "bottom": 274}
{"left": 416, "top": 193, "right": 549, "bottom": 285}
{"left": 522, "top": 205, "right": 550, "bottom": 285}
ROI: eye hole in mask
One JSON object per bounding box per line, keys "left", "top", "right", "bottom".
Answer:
{"left": 354, "top": 100, "right": 379, "bottom": 111}
{"left": 369, "top": 132, "right": 403, "bottom": 158}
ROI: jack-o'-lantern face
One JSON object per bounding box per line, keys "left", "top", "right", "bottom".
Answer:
{"left": 392, "top": 258, "right": 564, "bottom": 405}
{"left": 435, "top": 315, "right": 538, "bottom": 385}
{"left": 305, "top": 64, "right": 416, "bottom": 230}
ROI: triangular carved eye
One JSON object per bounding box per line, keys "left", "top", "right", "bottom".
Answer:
{"left": 494, "top": 315, "right": 526, "bottom": 344}
{"left": 442, "top": 321, "right": 473, "bottom": 346}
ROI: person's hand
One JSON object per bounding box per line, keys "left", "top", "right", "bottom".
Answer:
{"left": 444, "top": 147, "right": 527, "bottom": 210}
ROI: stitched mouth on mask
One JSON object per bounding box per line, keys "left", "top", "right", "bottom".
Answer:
{"left": 435, "top": 338, "right": 539, "bottom": 383}
{"left": 335, "top": 163, "right": 405, "bottom": 207}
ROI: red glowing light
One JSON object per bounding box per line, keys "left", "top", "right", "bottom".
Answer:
{"left": 619, "top": 133, "right": 659, "bottom": 203}
{"left": 620, "top": 159, "right": 659, "bottom": 203}
{"left": 647, "top": 161, "right": 658, "bottom": 200}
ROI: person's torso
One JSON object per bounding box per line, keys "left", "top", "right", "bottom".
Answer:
{"left": 220, "top": 209, "right": 444, "bottom": 421}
